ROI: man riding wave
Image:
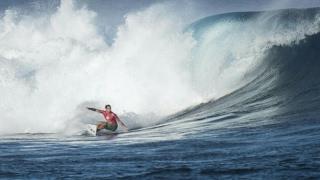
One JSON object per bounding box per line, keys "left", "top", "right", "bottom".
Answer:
{"left": 87, "top": 105, "right": 128, "bottom": 132}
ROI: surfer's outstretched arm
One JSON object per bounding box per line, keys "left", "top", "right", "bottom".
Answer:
{"left": 87, "top": 107, "right": 103, "bottom": 113}
{"left": 116, "top": 115, "right": 128, "bottom": 132}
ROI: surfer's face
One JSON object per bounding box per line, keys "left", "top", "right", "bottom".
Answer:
{"left": 106, "top": 107, "right": 111, "bottom": 112}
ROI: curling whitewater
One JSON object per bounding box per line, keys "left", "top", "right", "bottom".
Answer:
{"left": 1, "top": 8, "right": 320, "bottom": 179}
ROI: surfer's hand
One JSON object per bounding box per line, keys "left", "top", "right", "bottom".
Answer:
{"left": 87, "top": 107, "right": 95, "bottom": 111}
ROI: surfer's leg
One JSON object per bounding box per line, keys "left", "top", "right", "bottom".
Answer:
{"left": 97, "top": 122, "right": 106, "bottom": 131}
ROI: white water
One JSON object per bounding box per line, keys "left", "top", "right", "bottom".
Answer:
{"left": 0, "top": 1, "right": 203, "bottom": 134}
{"left": 0, "top": 0, "right": 319, "bottom": 134}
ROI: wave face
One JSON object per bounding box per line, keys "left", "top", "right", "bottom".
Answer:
{"left": 171, "top": 7, "right": 320, "bottom": 130}
{"left": 172, "top": 31, "right": 320, "bottom": 128}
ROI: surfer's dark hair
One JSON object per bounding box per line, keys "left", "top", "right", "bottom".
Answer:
{"left": 105, "top": 104, "right": 111, "bottom": 109}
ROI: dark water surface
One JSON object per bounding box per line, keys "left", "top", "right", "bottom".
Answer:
{"left": 1, "top": 115, "right": 320, "bottom": 179}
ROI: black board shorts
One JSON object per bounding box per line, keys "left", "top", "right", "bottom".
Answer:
{"left": 104, "top": 123, "right": 118, "bottom": 131}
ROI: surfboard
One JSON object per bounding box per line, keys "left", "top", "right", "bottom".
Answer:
{"left": 82, "top": 124, "right": 121, "bottom": 136}
{"left": 96, "top": 128, "right": 119, "bottom": 136}
{"left": 83, "top": 124, "right": 97, "bottom": 136}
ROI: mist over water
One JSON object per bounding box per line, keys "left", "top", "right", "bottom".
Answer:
{"left": 1, "top": 0, "right": 320, "bottom": 135}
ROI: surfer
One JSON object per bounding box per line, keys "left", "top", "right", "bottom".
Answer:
{"left": 87, "top": 105, "right": 128, "bottom": 132}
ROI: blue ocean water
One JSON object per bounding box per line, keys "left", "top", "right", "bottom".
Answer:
{"left": 1, "top": 4, "right": 320, "bottom": 180}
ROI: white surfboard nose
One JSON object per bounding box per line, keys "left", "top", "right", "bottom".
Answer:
{"left": 84, "top": 124, "right": 97, "bottom": 136}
